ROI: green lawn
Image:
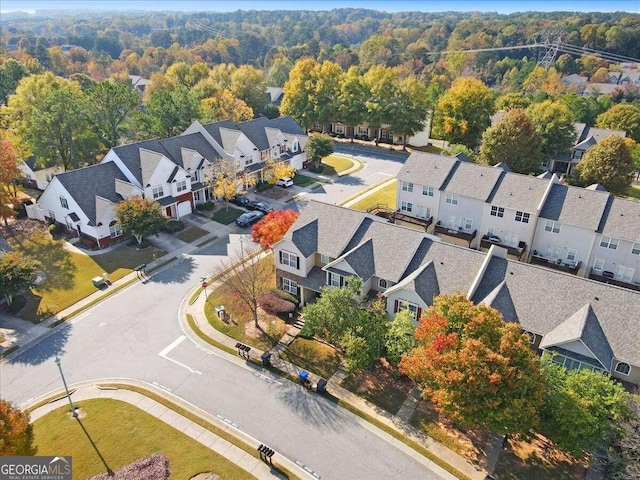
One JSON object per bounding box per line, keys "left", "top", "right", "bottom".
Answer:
{"left": 174, "top": 225, "right": 208, "bottom": 243}
{"left": 293, "top": 174, "right": 315, "bottom": 187}
{"left": 279, "top": 338, "right": 341, "bottom": 379}
{"left": 627, "top": 184, "right": 640, "bottom": 201}
{"left": 212, "top": 206, "right": 244, "bottom": 224}
{"left": 8, "top": 230, "right": 165, "bottom": 322}
{"left": 348, "top": 180, "right": 398, "bottom": 212}
{"left": 322, "top": 154, "right": 355, "bottom": 175}
{"left": 33, "top": 399, "right": 253, "bottom": 480}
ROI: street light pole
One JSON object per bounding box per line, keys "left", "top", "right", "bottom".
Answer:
{"left": 54, "top": 356, "right": 77, "bottom": 418}
{"left": 201, "top": 277, "right": 208, "bottom": 301}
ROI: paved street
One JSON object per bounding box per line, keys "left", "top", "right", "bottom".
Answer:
{"left": 0, "top": 148, "right": 454, "bottom": 480}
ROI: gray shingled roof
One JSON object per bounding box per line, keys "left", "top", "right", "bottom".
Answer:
{"left": 291, "top": 219, "right": 318, "bottom": 257}
{"left": 202, "top": 119, "right": 238, "bottom": 147}
{"left": 539, "top": 183, "right": 610, "bottom": 231}
{"left": 338, "top": 239, "right": 376, "bottom": 281}
{"left": 471, "top": 256, "right": 640, "bottom": 366}
{"left": 397, "top": 152, "right": 458, "bottom": 189}
{"left": 111, "top": 139, "right": 166, "bottom": 185}
{"left": 480, "top": 281, "right": 519, "bottom": 323}
{"left": 55, "top": 163, "right": 127, "bottom": 224}
{"left": 600, "top": 197, "right": 640, "bottom": 242}
{"left": 159, "top": 132, "right": 222, "bottom": 165}
{"left": 489, "top": 172, "right": 551, "bottom": 213}
{"left": 418, "top": 242, "right": 486, "bottom": 295}
{"left": 269, "top": 116, "right": 306, "bottom": 135}
{"left": 442, "top": 161, "right": 504, "bottom": 201}
{"left": 236, "top": 117, "right": 273, "bottom": 151}
{"left": 386, "top": 261, "right": 440, "bottom": 305}
{"left": 539, "top": 304, "right": 614, "bottom": 369}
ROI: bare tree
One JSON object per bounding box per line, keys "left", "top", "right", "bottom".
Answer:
{"left": 211, "top": 243, "right": 273, "bottom": 328}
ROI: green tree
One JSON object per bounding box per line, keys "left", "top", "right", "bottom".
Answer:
{"left": 480, "top": 108, "right": 542, "bottom": 174}
{"left": 399, "top": 293, "right": 545, "bottom": 434}
{"left": 431, "top": 77, "right": 495, "bottom": 148}
{"left": 305, "top": 134, "right": 334, "bottom": 169}
{"left": 281, "top": 58, "right": 319, "bottom": 131}
{"left": 0, "top": 58, "right": 29, "bottom": 105}
{"left": 0, "top": 399, "right": 37, "bottom": 455}
{"left": 385, "top": 309, "right": 417, "bottom": 367}
{"left": 495, "top": 92, "right": 531, "bottom": 111}
{"left": 442, "top": 143, "right": 476, "bottom": 161}
{"left": 596, "top": 103, "right": 640, "bottom": 143}
{"left": 114, "top": 196, "right": 168, "bottom": 245}
{"left": 144, "top": 86, "right": 200, "bottom": 138}
{"left": 561, "top": 93, "right": 606, "bottom": 125}
{"left": 606, "top": 396, "right": 640, "bottom": 480}
{"left": 541, "top": 359, "right": 630, "bottom": 458}
{"left": 0, "top": 252, "right": 37, "bottom": 305}
{"left": 362, "top": 65, "right": 399, "bottom": 145}
{"left": 230, "top": 65, "right": 266, "bottom": 117}
{"left": 577, "top": 135, "right": 635, "bottom": 195}
{"left": 314, "top": 61, "right": 343, "bottom": 132}
{"left": 338, "top": 66, "right": 369, "bottom": 142}
{"left": 527, "top": 100, "right": 575, "bottom": 161}
{"left": 87, "top": 79, "right": 140, "bottom": 149}
{"left": 266, "top": 57, "right": 293, "bottom": 88}
{"left": 200, "top": 89, "right": 254, "bottom": 123}
{"left": 388, "top": 76, "right": 431, "bottom": 150}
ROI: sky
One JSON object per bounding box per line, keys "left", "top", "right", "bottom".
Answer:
{"left": 1, "top": 0, "right": 638, "bottom": 14}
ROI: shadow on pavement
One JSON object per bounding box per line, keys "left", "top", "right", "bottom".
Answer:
{"left": 145, "top": 255, "right": 196, "bottom": 285}
{"left": 9, "top": 323, "right": 71, "bottom": 366}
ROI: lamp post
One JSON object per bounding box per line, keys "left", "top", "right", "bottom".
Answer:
{"left": 201, "top": 277, "right": 208, "bottom": 301}
{"left": 54, "top": 356, "right": 77, "bottom": 418}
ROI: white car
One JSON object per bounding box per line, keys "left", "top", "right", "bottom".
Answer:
{"left": 275, "top": 177, "right": 294, "bottom": 188}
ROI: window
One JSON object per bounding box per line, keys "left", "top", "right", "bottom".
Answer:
{"left": 491, "top": 206, "right": 504, "bottom": 218}
{"left": 600, "top": 236, "right": 619, "bottom": 250}
{"left": 515, "top": 211, "right": 530, "bottom": 223}
{"left": 193, "top": 191, "right": 201, "bottom": 201}
{"left": 109, "top": 223, "right": 122, "bottom": 238}
{"left": 524, "top": 331, "right": 536, "bottom": 344}
{"left": 59, "top": 196, "right": 68, "bottom": 209}
{"left": 445, "top": 193, "right": 458, "bottom": 205}
{"left": 632, "top": 243, "right": 640, "bottom": 255}
{"left": 487, "top": 226, "right": 495, "bottom": 236}
{"left": 282, "top": 277, "right": 298, "bottom": 295}
{"left": 401, "top": 181, "right": 414, "bottom": 192}
{"left": 48, "top": 211, "right": 56, "bottom": 221}
{"left": 566, "top": 249, "right": 577, "bottom": 262}
{"left": 396, "top": 299, "right": 420, "bottom": 320}
{"left": 401, "top": 201, "right": 413, "bottom": 212}
{"left": 66, "top": 218, "right": 74, "bottom": 230}
{"left": 546, "top": 245, "right": 562, "bottom": 259}
{"left": 292, "top": 140, "right": 299, "bottom": 153}
{"left": 176, "top": 180, "right": 187, "bottom": 192}
{"left": 358, "top": 126, "right": 368, "bottom": 135}
{"left": 327, "top": 272, "right": 344, "bottom": 288}
{"left": 280, "top": 251, "right": 299, "bottom": 268}
{"left": 541, "top": 159, "right": 549, "bottom": 168}
{"left": 548, "top": 352, "right": 601, "bottom": 372}
{"left": 378, "top": 279, "right": 387, "bottom": 289}
{"left": 422, "top": 185, "right": 434, "bottom": 197}
{"left": 418, "top": 206, "right": 431, "bottom": 219}
{"left": 615, "top": 362, "right": 631, "bottom": 375}
{"left": 545, "top": 220, "right": 561, "bottom": 233}
{"left": 335, "top": 125, "right": 344, "bottom": 134}
{"left": 152, "top": 186, "right": 164, "bottom": 199}
{"left": 320, "top": 254, "right": 330, "bottom": 264}
{"left": 449, "top": 216, "right": 473, "bottom": 230}
{"left": 593, "top": 258, "right": 605, "bottom": 272}
{"left": 504, "top": 232, "right": 519, "bottom": 247}
{"left": 192, "top": 170, "right": 199, "bottom": 182}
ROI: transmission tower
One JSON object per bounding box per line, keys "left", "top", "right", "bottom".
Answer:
{"left": 536, "top": 28, "right": 565, "bottom": 68}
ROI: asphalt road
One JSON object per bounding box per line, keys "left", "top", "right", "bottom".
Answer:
{"left": 0, "top": 149, "right": 448, "bottom": 480}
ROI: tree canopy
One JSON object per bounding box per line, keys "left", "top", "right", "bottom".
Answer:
{"left": 305, "top": 134, "right": 334, "bottom": 169}
{"left": 0, "top": 252, "right": 37, "bottom": 305}
{"left": 527, "top": 100, "right": 575, "bottom": 161}
{"left": 114, "top": 196, "right": 168, "bottom": 244}
{"left": 399, "top": 293, "right": 545, "bottom": 434}
{"left": 596, "top": 103, "right": 640, "bottom": 143}
{"left": 0, "top": 399, "right": 37, "bottom": 456}
{"left": 251, "top": 209, "right": 299, "bottom": 250}
{"left": 577, "top": 135, "right": 635, "bottom": 195}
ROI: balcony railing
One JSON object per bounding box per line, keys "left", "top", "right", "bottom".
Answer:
{"left": 393, "top": 210, "right": 433, "bottom": 231}
{"left": 480, "top": 235, "right": 527, "bottom": 260}
{"left": 530, "top": 254, "right": 581, "bottom": 275}
{"left": 434, "top": 221, "right": 477, "bottom": 246}
{"left": 589, "top": 269, "right": 640, "bottom": 292}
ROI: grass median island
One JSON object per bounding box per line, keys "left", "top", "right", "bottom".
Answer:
{"left": 348, "top": 180, "right": 398, "bottom": 212}
{"left": 292, "top": 174, "right": 315, "bottom": 187}
{"left": 7, "top": 227, "right": 164, "bottom": 322}
{"left": 212, "top": 206, "right": 244, "bottom": 224}
{"left": 321, "top": 154, "right": 355, "bottom": 175}
{"left": 33, "top": 399, "right": 254, "bottom": 480}
{"left": 174, "top": 225, "right": 209, "bottom": 243}
{"left": 279, "top": 338, "right": 341, "bottom": 379}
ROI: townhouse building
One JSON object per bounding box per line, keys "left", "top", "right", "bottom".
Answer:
{"left": 274, "top": 200, "right": 640, "bottom": 386}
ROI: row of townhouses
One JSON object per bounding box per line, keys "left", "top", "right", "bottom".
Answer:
{"left": 273, "top": 200, "right": 640, "bottom": 386}
{"left": 395, "top": 152, "right": 640, "bottom": 292}
{"left": 26, "top": 116, "right": 308, "bottom": 248}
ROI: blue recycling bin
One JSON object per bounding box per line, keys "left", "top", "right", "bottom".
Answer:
{"left": 298, "top": 370, "right": 309, "bottom": 385}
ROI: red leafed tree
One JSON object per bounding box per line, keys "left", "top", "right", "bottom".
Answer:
{"left": 251, "top": 209, "right": 299, "bottom": 250}
{"left": 399, "top": 293, "right": 545, "bottom": 435}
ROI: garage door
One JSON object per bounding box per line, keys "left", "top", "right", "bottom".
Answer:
{"left": 177, "top": 201, "right": 192, "bottom": 218}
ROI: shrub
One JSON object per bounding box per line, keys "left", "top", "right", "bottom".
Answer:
{"left": 256, "top": 181, "right": 273, "bottom": 192}
{"left": 270, "top": 287, "right": 300, "bottom": 305}
{"left": 89, "top": 454, "right": 170, "bottom": 480}
{"left": 164, "top": 220, "right": 185, "bottom": 233}
{"left": 203, "top": 201, "right": 215, "bottom": 210}
{"left": 195, "top": 203, "right": 204, "bottom": 210}
{"left": 48, "top": 223, "right": 60, "bottom": 235}
{"left": 308, "top": 165, "right": 324, "bottom": 174}
{"left": 258, "top": 293, "right": 296, "bottom": 314}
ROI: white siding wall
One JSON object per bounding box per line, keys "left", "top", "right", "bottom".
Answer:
{"left": 397, "top": 181, "right": 441, "bottom": 220}
{"left": 384, "top": 289, "right": 427, "bottom": 321}
{"left": 437, "top": 194, "right": 484, "bottom": 235}
{"left": 481, "top": 205, "right": 537, "bottom": 251}
{"left": 274, "top": 239, "right": 312, "bottom": 276}
{"left": 587, "top": 235, "right": 640, "bottom": 284}
{"left": 531, "top": 221, "right": 596, "bottom": 267}
{"left": 556, "top": 340, "right": 596, "bottom": 358}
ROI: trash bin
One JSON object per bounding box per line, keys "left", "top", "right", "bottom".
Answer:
{"left": 298, "top": 370, "right": 309, "bottom": 385}
{"left": 215, "top": 305, "right": 225, "bottom": 319}
{"left": 316, "top": 378, "right": 327, "bottom": 394}
{"left": 261, "top": 352, "right": 272, "bottom": 367}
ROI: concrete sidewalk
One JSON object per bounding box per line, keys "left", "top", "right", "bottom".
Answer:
{"left": 182, "top": 289, "right": 486, "bottom": 480}
{"left": 27, "top": 381, "right": 306, "bottom": 480}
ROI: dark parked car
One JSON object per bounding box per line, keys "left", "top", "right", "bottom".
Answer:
{"left": 235, "top": 210, "right": 264, "bottom": 227}
{"left": 230, "top": 195, "right": 256, "bottom": 209}
{"left": 253, "top": 201, "right": 273, "bottom": 214}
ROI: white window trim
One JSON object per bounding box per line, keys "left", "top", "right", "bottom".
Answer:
{"left": 320, "top": 254, "right": 330, "bottom": 264}
{"left": 282, "top": 277, "right": 298, "bottom": 295}
{"left": 545, "top": 220, "right": 561, "bottom": 233}
{"left": 280, "top": 250, "right": 298, "bottom": 268}
{"left": 378, "top": 278, "right": 387, "bottom": 289}
{"left": 176, "top": 179, "right": 187, "bottom": 192}
{"left": 401, "top": 201, "right": 413, "bottom": 212}
{"left": 109, "top": 223, "right": 123, "bottom": 238}
{"left": 327, "top": 272, "right": 344, "bottom": 288}
{"left": 615, "top": 362, "right": 631, "bottom": 376}
{"left": 632, "top": 242, "right": 640, "bottom": 255}
{"left": 491, "top": 206, "right": 504, "bottom": 218}
{"left": 397, "top": 299, "right": 419, "bottom": 320}
{"left": 566, "top": 249, "right": 577, "bottom": 262}
{"left": 422, "top": 185, "right": 434, "bottom": 197}
{"left": 445, "top": 193, "right": 459, "bottom": 205}
{"left": 401, "top": 181, "right": 414, "bottom": 192}
{"left": 515, "top": 211, "right": 530, "bottom": 223}
{"left": 60, "top": 196, "right": 68, "bottom": 209}
{"left": 152, "top": 186, "right": 164, "bottom": 199}
{"left": 593, "top": 258, "right": 605, "bottom": 272}
{"left": 600, "top": 236, "right": 619, "bottom": 250}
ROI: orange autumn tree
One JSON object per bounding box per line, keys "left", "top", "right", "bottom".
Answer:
{"left": 251, "top": 209, "right": 299, "bottom": 250}
{"left": 0, "top": 398, "right": 37, "bottom": 455}
{"left": 399, "top": 293, "right": 545, "bottom": 435}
